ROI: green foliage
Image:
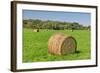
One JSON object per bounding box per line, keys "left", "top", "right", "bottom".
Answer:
{"left": 23, "top": 28, "right": 91, "bottom": 62}
{"left": 23, "top": 19, "right": 90, "bottom": 30}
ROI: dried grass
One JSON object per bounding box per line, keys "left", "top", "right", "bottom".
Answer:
{"left": 48, "top": 33, "right": 77, "bottom": 55}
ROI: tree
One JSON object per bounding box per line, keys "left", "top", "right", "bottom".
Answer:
{"left": 23, "top": 19, "right": 88, "bottom": 30}
{"left": 87, "top": 25, "right": 91, "bottom": 30}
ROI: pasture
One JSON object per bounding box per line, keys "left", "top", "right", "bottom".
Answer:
{"left": 23, "top": 28, "right": 91, "bottom": 63}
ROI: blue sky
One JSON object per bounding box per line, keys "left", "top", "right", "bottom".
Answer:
{"left": 23, "top": 10, "right": 91, "bottom": 26}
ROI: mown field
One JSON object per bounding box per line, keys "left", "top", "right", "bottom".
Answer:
{"left": 23, "top": 28, "right": 91, "bottom": 63}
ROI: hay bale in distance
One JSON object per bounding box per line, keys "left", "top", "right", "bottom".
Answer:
{"left": 33, "top": 29, "right": 39, "bottom": 32}
{"left": 48, "top": 33, "right": 77, "bottom": 55}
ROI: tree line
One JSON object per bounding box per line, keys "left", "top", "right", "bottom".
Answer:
{"left": 23, "top": 19, "right": 90, "bottom": 30}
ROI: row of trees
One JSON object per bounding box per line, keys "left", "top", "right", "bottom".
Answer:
{"left": 23, "top": 19, "right": 90, "bottom": 30}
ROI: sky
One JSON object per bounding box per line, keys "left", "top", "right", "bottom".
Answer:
{"left": 23, "top": 10, "right": 91, "bottom": 26}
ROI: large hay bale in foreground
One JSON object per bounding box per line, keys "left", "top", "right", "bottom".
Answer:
{"left": 48, "top": 33, "right": 77, "bottom": 55}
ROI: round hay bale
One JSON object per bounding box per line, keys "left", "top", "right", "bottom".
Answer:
{"left": 33, "top": 29, "right": 39, "bottom": 32}
{"left": 48, "top": 33, "right": 77, "bottom": 55}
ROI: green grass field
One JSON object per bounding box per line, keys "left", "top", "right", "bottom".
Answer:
{"left": 23, "top": 28, "right": 91, "bottom": 63}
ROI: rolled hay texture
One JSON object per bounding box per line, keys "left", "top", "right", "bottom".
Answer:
{"left": 48, "top": 33, "right": 77, "bottom": 55}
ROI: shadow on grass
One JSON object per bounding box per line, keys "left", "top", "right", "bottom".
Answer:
{"left": 75, "top": 50, "right": 80, "bottom": 54}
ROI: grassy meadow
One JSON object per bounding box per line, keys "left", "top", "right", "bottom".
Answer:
{"left": 23, "top": 28, "right": 91, "bottom": 63}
